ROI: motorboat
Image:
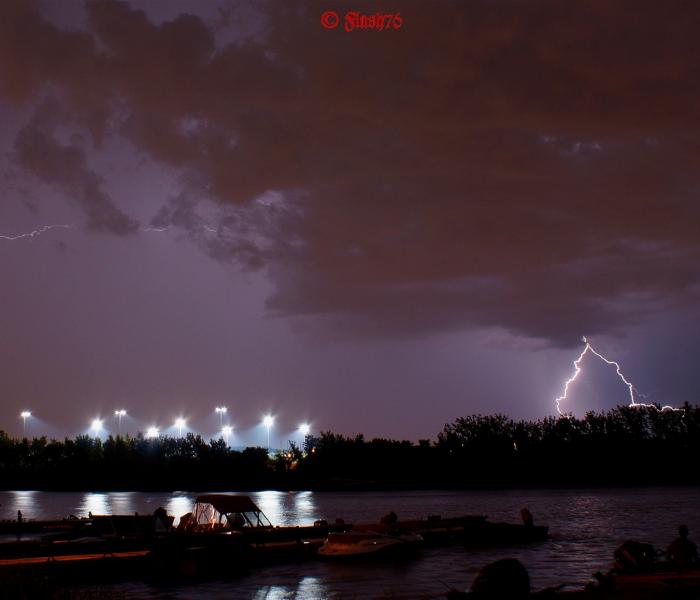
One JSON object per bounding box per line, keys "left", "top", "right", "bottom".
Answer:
{"left": 317, "top": 530, "right": 423, "bottom": 559}
{"left": 184, "top": 494, "right": 273, "bottom": 532}
{"left": 149, "top": 495, "right": 343, "bottom": 577}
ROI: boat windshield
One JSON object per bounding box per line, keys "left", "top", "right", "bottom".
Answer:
{"left": 236, "top": 510, "right": 272, "bottom": 528}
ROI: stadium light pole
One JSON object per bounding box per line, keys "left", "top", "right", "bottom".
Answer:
{"left": 114, "top": 409, "right": 126, "bottom": 434}
{"left": 20, "top": 411, "right": 31, "bottom": 438}
{"left": 263, "top": 415, "right": 274, "bottom": 451}
{"left": 215, "top": 406, "right": 227, "bottom": 427}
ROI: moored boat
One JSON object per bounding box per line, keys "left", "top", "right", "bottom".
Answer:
{"left": 0, "top": 495, "right": 552, "bottom": 584}
{"left": 148, "top": 494, "right": 340, "bottom": 579}
{"left": 352, "top": 513, "right": 549, "bottom": 546}
{"left": 0, "top": 516, "right": 91, "bottom": 536}
{"left": 317, "top": 530, "right": 423, "bottom": 559}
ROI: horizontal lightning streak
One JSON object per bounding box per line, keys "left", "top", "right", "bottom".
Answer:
{"left": 2, "top": 224, "right": 217, "bottom": 241}
{"left": 141, "top": 225, "right": 217, "bottom": 234}
{"left": 0, "top": 224, "right": 72, "bottom": 241}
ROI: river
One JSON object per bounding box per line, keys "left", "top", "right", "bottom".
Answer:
{"left": 1, "top": 487, "right": 699, "bottom": 598}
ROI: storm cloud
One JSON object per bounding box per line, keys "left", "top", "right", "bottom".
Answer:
{"left": 3, "top": 0, "right": 700, "bottom": 345}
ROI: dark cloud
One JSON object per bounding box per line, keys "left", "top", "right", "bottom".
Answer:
{"left": 149, "top": 192, "right": 280, "bottom": 269}
{"left": 2, "top": 0, "right": 700, "bottom": 344}
{"left": 13, "top": 99, "right": 138, "bottom": 235}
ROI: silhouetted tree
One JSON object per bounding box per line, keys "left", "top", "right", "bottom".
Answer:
{"left": 0, "top": 405, "right": 697, "bottom": 491}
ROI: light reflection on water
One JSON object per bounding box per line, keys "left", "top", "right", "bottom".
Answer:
{"left": 80, "top": 492, "right": 110, "bottom": 516}
{"left": 250, "top": 490, "right": 318, "bottom": 526}
{"left": 252, "top": 490, "right": 285, "bottom": 526}
{"left": 10, "top": 490, "right": 38, "bottom": 519}
{"left": 110, "top": 491, "right": 136, "bottom": 515}
{"left": 79, "top": 491, "right": 147, "bottom": 517}
{"left": 0, "top": 488, "right": 698, "bottom": 597}
{"left": 294, "top": 491, "right": 316, "bottom": 523}
{"left": 251, "top": 576, "right": 328, "bottom": 600}
{"left": 296, "top": 576, "right": 327, "bottom": 599}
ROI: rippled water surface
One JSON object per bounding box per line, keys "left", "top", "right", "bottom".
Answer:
{"left": 1, "top": 488, "right": 698, "bottom": 598}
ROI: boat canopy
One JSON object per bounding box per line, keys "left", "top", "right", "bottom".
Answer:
{"left": 192, "top": 494, "right": 272, "bottom": 530}
{"left": 196, "top": 495, "right": 261, "bottom": 514}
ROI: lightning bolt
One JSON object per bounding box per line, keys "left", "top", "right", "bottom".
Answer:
{"left": 555, "top": 336, "right": 682, "bottom": 415}
{"left": 1, "top": 224, "right": 216, "bottom": 240}
{"left": 0, "top": 224, "right": 73, "bottom": 241}
{"left": 140, "top": 225, "right": 217, "bottom": 234}
{"left": 140, "top": 227, "right": 170, "bottom": 233}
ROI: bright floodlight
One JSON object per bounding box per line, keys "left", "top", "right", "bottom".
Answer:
{"left": 215, "top": 406, "right": 227, "bottom": 426}
{"left": 20, "top": 411, "right": 32, "bottom": 437}
{"left": 299, "top": 423, "right": 311, "bottom": 436}
{"left": 221, "top": 425, "right": 233, "bottom": 441}
{"left": 174, "top": 417, "right": 186, "bottom": 437}
{"left": 91, "top": 418, "right": 103, "bottom": 435}
{"left": 114, "top": 409, "right": 127, "bottom": 434}
{"left": 146, "top": 426, "right": 159, "bottom": 439}
{"left": 263, "top": 414, "right": 274, "bottom": 450}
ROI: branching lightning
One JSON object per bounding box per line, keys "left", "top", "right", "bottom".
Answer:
{"left": 0, "top": 224, "right": 72, "bottom": 241}
{"left": 555, "top": 336, "right": 682, "bottom": 416}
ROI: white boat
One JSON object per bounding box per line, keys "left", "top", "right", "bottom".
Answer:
{"left": 317, "top": 530, "right": 423, "bottom": 558}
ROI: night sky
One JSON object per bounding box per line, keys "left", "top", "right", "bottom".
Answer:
{"left": 2, "top": 0, "right": 700, "bottom": 442}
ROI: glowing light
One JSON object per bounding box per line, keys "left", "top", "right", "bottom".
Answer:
{"left": 91, "top": 418, "right": 104, "bottom": 435}
{"left": 20, "top": 411, "right": 31, "bottom": 437}
{"left": 0, "top": 224, "right": 72, "bottom": 241}
{"left": 556, "top": 336, "right": 682, "bottom": 415}
{"left": 299, "top": 423, "right": 311, "bottom": 436}
{"left": 174, "top": 418, "right": 186, "bottom": 437}
{"left": 114, "top": 409, "right": 127, "bottom": 434}
{"left": 221, "top": 425, "right": 233, "bottom": 443}
{"left": 215, "top": 406, "right": 227, "bottom": 426}
{"left": 263, "top": 415, "right": 274, "bottom": 450}
{"left": 146, "top": 426, "right": 159, "bottom": 439}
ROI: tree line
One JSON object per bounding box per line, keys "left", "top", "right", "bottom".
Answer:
{"left": 0, "top": 404, "right": 698, "bottom": 490}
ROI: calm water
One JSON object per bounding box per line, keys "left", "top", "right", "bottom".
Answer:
{"left": 1, "top": 488, "right": 699, "bottom": 598}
